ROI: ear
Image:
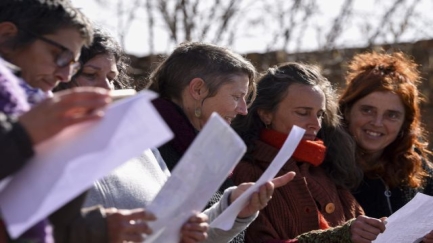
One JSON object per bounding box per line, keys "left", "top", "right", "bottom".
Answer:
{"left": 342, "top": 107, "right": 351, "bottom": 125}
{"left": 188, "top": 78, "right": 208, "bottom": 100}
{"left": 0, "top": 22, "right": 18, "bottom": 44}
{"left": 257, "top": 108, "right": 273, "bottom": 125}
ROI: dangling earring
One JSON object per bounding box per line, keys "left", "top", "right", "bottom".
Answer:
{"left": 265, "top": 122, "right": 270, "bottom": 129}
{"left": 194, "top": 106, "right": 202, "bottom": 118}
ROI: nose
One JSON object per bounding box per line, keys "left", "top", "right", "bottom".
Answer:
{"left": 95, "top": 78, "right": 113, "bottom": 90}
{"left": 55, "top": 65, "right": 74, "bottom": 83}
{"left": 236, "top": 99, "right": 248, "bottom": 115}
{"left": 371, "top": 114, "right": 384, "bottom": 127}
{"left": 308, "top": 115, "right": 322, "bottom": 131}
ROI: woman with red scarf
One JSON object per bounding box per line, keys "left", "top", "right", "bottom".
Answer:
{"left": 232, "top": 62, "right": 385, "bottom": 243}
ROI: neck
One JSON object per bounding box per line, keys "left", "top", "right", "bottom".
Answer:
{"left": 176, "top": 91, "right": 204, "bottom": 131}
{"left": 358, "top": 147, "right": 383, "bottom": 163}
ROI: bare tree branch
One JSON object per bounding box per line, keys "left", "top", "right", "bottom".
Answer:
{"left": 368, "top": 0, "right": 406, "bottom": 45}
{"left": 323, "top": 0, "right": 354, "bottom": 50}
{"left": 392, "top": 0, "right": 421, "bottom": 43}
{"left": 213, "top": 0, "right": 241, "bottom": 43}
{"left": 146, "top": 0, "right": 155, "bottom": 54}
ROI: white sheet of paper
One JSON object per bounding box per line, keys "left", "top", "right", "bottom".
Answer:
{"left": 0, "top": 90, "right": 173, "bottom": 239}
{"left": 210, "top": 125, "right": 305, "bottom": 230}
{"left": 373, "top": 193, "right": 433, "bottom": 243}
{"left": 144, "top": 113, "right": 247, "bottom": 243}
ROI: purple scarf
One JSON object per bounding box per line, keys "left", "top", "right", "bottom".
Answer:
{"left": 0, "top": 58, "right": 30, "bottom": 116}
{"left": 0, "top": 57, "right": 53, "bottom": 243}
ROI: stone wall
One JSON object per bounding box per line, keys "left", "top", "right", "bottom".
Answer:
{"left": 128, "top": 39, "right": 433, "bottom": 148}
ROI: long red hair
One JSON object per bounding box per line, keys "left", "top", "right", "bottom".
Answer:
{"left": 339, "top": 51, "right": 431, "bottom": 188}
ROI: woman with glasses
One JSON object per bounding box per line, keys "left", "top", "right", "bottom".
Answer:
{"left": 0, "top": 1, "right": 113, "bottom": 242}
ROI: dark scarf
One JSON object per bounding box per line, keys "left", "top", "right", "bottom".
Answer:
{"left": 152, "top": 97, "right": 238, "bottom": 212}
{"left": 260, "top": 128, "right": 326, "bottom": 166}
{"left": 152, "top": 97, "right": 197, "bottom": 155}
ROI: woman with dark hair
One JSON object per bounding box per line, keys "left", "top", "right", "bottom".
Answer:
{"left": 55, "top": 28, "right": 132, "bottom": 91}
{"left": 339, "top": 51, "right": 433, "bottom": 242}
{"left": 0, "top": 0, "right": 112, "bottom": 242}
{"left": 232, "top": 62, "right": 385, "bottom": 243}
{"left": 56, "top": 29, "right": 210, "bottom": 243}
{"left": 148, "top": 42, "right": 294, "bottom": 243}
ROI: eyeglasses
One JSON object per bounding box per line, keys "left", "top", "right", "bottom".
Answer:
{"left": 22, "top": 30, "right": 81, "bottom": 75}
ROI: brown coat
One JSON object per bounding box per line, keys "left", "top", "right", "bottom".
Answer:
{"left": 232, "top": 140, "right": 364, "bottom": 243}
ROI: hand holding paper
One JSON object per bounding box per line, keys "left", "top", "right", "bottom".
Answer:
{"left": 373, "top": 193, "right": 433, "bottom": 243}
{"left": 210, "top": 126, "right": 305, "bottom": 230}
{"left": 232, "top": 171, "right": 296, "bottom": 218}
{"left": 144, "top": 113, "right": 247, "bottom": 243}
{"left": 0, "top": 90, "right": 173, "bottom": 238}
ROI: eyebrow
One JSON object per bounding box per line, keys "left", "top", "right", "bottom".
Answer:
{"left": 360, "top": 104, "right": 403, "bottom": 113}
{"left": 83, "top": 65, "right": 119, "bottom": 74}
{"left": 294, "top": 107, "right": 324, "bottom": 110}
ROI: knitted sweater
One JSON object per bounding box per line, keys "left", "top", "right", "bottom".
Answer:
{"left": 84, "top": 149, "right": 254, "bottom": 243}
{"left": 233, "top": 140, "right": 364, "bottom": 243}
{"left": 84, "top": 149, "right": 169, "bottom": 209}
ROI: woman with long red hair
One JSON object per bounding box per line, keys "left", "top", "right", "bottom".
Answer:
{"left": 339, "top": 51, "right": 433, "bottom": 242}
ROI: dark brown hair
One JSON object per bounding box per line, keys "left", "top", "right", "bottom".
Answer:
{"left": 233, "top": 62, "right": 362, "bottom": 189}
{"left": 148, "top": 42, "right": 257, "bottom": 104}
{"left": 0, "top": 0, "right": 93, "bottom": 48}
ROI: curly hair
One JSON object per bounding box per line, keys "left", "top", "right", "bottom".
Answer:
{"left": 54, "top": 28, "right": 132, "bottom": 91}
{"left": 233, "top": 62, "right": 362, "bottom": 189}
{"left": 339, "top": 51, "right": 432, "bottom": 188}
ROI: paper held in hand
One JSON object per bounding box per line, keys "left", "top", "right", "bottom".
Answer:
{"left": 210, "top": 125, "right": 305, "bottom": 230}
{"left": 373, "top": 192, "right": 433, "bottom": 243}
{"left": 0, "top": 90, "right": 173, "bottom": 238}
{"left": 145, "top": 112, "right": 247, "bottom": 243}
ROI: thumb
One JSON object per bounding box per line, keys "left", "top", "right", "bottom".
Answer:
{"left": 272, "top": 171, "right": 296, "bottom": 188}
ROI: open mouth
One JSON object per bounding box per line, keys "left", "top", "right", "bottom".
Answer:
{"left": 364, "top": 129, "right": 383, "bottom": 137}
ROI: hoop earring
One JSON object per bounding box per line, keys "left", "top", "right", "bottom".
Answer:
{"left": 194, "top": 107, "right": 202, "bottom": 118}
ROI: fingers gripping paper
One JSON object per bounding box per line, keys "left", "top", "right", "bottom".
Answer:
{"left": 0, "top": 90, "right": 173, "bottom": 238}
{"left": 373, "top": 193, "right": 433, "bottom": 243}
{"left": 145, "top": 113, "right": 247, "bottom": 243}
{"left": 210, "top": 126, "right": 305, "bottom": 230}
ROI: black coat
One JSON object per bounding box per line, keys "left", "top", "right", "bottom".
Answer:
{"left": 353, "top": 162, "right": 433, "bottom": 218}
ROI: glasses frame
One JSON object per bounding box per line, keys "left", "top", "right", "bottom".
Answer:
{"left": 21, "top": 29, "right": 81, "bottom": 74}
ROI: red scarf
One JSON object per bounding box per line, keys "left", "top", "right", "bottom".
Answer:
{"left": 260, "top": 128, "right": 330, "bottom": 230}
{"left": 260, "top": 128, "right": 326, "bottom": 166}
